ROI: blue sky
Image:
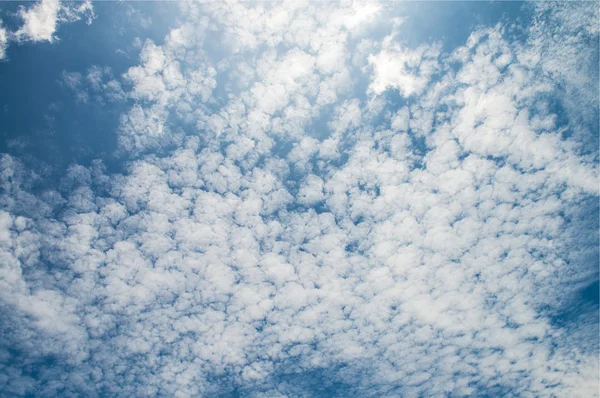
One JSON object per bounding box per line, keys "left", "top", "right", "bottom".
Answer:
{"left": 0, "top": 1, "right": 598, "bottom": 397}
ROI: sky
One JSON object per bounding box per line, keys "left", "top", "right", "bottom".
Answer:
{"left": 0, "top": 1, "right": 598, "bottom": 397}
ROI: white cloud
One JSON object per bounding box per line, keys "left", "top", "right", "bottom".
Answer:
{"left": 368, "top": 44, "right": 439, "bottom": 97}
{"left": 0, "top": 2, "right": 598, "bottom": 397}
{"left": 0, "top": 0, "right": 94, "bottom": 61}
{"left": 298, "top": 174, "right": 325, "bottom": 205}
{"left": 60, "top": 66, "right": 125, "bottom": 104}
{"left": 14, "top": 0, "right": 62, "bottom": 43}
{"left": 367, "top": 17, "right": 441, "bottom": 98}
{"left": 0, "top": 22, "right": 7, "bottom": 60}
{"left": 14, "top": 0, "right": 93, "bottom": 43}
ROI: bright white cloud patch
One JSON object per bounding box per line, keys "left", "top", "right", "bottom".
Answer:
{"left": 0, "top": 22, "right": 7, "bottom": 60}
{"left": 368, "top": 42, "right": 440, "bottom": 97}
{"left": 14, "top": 0, "right": 63, "bottom": 42}
{"left": 0, "top": 0, "right": 94, "bottom": 59}
{"left": 0, "top": 1, "right": 598, "bottom": 397}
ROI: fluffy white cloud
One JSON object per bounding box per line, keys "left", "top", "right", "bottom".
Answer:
{"left": 368, "top": 43, "right": 440, "bottom": 97}
{"left": 14, "top": 0, "right": 62, "bottom": 42}
{"left": 0, "top": 1, "right": 598, "bottom": 397}
{"left": 0, "top": 0, "right": 94, "bottom": 61}
{"left": 14, "top": 0, "right": 93, "bottom": 43}
{"left": 0, "top": 22, "right": 7, "bottom": 60}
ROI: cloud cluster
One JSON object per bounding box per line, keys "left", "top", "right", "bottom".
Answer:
{"left": 0, "top": 1, "right": 598, "bottom": 397}
{"left": 60, "top": 66, "right": 126, "bottom": 105}
{"left": 0, "top": 0, "right": 94, "bottom": 60}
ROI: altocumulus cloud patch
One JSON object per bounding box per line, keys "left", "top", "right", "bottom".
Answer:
{"left": 0, "top": 1, "right": 598, "bottom": 397}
